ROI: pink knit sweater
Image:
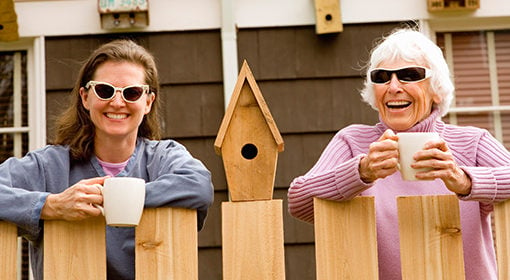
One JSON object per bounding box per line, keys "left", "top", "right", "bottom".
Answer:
{"left": 288, "top": 109, "right": 510, "bottom": 279}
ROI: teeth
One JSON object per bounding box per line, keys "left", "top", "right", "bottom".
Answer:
{"left": 106, "top": 113, "right": 127, "bottom": 119}
{"left": 387, "top": 101, "right": 411, "bottom": 106}
{"left": 386, "top": 101, "right": 411, "bottom": 107}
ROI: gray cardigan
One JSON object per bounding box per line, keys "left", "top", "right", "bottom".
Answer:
{"left": 0, "top": 138, "right": 214, "bottom": 279}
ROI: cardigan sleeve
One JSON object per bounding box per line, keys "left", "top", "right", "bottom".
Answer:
{"left": 287, "top": 131, "right": 372, "bottom": 223}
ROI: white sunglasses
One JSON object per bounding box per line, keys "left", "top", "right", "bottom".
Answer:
{"left": 85, "top": 81, "right": 150, "bottom": 103}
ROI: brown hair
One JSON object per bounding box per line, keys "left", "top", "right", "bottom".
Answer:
{"left": 53, "top": 39, "right": 161, "bottom": 161}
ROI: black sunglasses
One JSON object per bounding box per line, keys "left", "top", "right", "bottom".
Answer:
{"left": 370, "top": 66, "right": 432, "bottom": 84}
{"left": 85, "top": 81, "right": 150, "bottom": 103}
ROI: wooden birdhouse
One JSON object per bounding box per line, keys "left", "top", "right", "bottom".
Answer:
{"left": 214, "top": 60, "right": 284, "bottom": 202}
{"left": 314, "top": 0, "right": 343, "bottom": 34}
{"left": 0, "top": 0, "right": 19, "bottom": 42}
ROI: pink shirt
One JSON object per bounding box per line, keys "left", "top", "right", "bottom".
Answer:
{"left": 288, "top": 109, "right": 510, "bottom": 279}
{"left": 97, "top": 158, "right": 129, "bottom": 177}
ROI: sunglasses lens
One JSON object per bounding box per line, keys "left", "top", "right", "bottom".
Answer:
{"left": 370, "top": 70, "right": 392, "bottom": 84}
{"left": 123, "top": 86, "right": 145, "bottom": 102}
{"left": 370, "top": 67, "right": 428, "bottom": 84}
{"left": 94, "top": 84, "right": 115, "bottom": 99}
{"left": 397, "top": 67, "right": 426, "bottom": 82}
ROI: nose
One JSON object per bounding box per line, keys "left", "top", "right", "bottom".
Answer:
{"left": 110, "top": 89, "right": 126, "bottom": 105}
{"left": 387, "top": 73, "right": 403, "bottom": 93}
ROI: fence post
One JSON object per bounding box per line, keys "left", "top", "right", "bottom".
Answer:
{"left": 314, "top": 197, "right": 379, "bottom": 280}
{"left": 0, "top": 221, "right": 17, "bottom": 280}
{"left": 135, "top": 208, "right": 198, "bottom": 280}
{"left": 222, "top": 200, "right": 285, "bottom": 280}
{"left": 44, "top": 216, "right": 106, "bottom": 279}
{"left": 494, "top": 199, "right": 510, "bottom": 279}
{"left": 397, "top": 195, "right": 465, "bottom": 280}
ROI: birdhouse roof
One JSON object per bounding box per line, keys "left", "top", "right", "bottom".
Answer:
{"left": 214, "top": 60, "right": 284, "bottom": 155}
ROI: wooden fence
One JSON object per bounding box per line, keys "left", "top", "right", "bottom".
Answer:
{"left": 0, "top": 208, "right": 197, "bottom": 280}
{"left": 0, "top": 197, "right": 509, "bottom": 279}
{"left": 315, "top": 195, "right": 510, "bottom": 280}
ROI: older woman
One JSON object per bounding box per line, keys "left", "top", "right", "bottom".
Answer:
{"left": 288, "top": 28, "right": 510, "bottom": 279}
{"left": 0, "top": 40, "right": 214, "bottom": 280}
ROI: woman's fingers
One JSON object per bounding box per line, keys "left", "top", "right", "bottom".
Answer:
{"left": 360, "top": 131, "right": 399, "bottom": 182}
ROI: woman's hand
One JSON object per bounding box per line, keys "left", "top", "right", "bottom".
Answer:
{"left": 359, "top": 129, "right": 399, "bottom": 183}
{"left": 41, "top": 177, "right": 109, "bottom": 221}
{"left": 412, "top": 139, "right": 472, "bottom": 195}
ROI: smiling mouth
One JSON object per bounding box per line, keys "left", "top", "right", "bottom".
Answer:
{"left": 386, "top": 101, "right": 411, "bottom": 109}
{"left": 106, "top": 113, "right": 128, "bottom": 119}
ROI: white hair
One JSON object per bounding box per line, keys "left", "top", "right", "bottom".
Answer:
{"left": 359, "top": 28, "right": 454, "bottom": 116}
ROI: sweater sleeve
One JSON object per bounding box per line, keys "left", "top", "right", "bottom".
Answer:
{"left": 143, "top": 140, "right": 214, "bottom": 231}
{"left": 459, "top": 130, "right": 510, "bottom": 203}
{"left": 287, "top": 131, "right": 372, "bottom": 223}
{"left": 0, "top": 151, "right": 53, "bottom": 240}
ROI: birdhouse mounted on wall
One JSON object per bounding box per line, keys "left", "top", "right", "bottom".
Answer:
{"left": 314, "top": 0, "right": 343, "bottom": 34}
{"left": 98, "top": 0, "right": 149, "bottom": 29}
{"left": 214, "top": 60, "right": 284, "bottom": 202}
{"left": 0, "top": 0, "right": 19, "bottom": 42}
{"left": 428, "top": 0, "right": 480, "bottom": 12}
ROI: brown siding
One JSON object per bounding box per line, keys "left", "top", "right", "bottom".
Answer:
{"left": 44, "top": 22, "right": 402, "bottom": 279}
{"left": 260, "top": 78, "right": 376, "bottom": 134}
{"left": 238, "top": 24, "right": 401, "bottom": 79}
{"left": 160, "top": 83, "right": 224, "bottom": 138}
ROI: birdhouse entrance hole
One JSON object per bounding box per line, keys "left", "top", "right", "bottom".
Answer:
{"left": 241, "top": 143, "right": 258, "bottom": 160}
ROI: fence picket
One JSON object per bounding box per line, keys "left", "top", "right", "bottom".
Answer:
{"left": 0, "top": 221, "right": 17, "bottom": 280}
{"left": 494, "top": 200, "right": 510, "bottom": 280}
{"left": 397, "top": 195, "right": 465, "bottom": 280}
{"left": 44, "top": 216, "right": 106, "bottom": 279}
{"left": 135, "top": 208, "right": 197, "bottom": 280}
{"left": 222, "top": 200, "right": 285, "bottom": 280}
{"left": 314, "top": 197, "right": 379, "bottom": 280}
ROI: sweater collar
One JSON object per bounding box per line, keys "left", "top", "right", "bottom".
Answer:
{"left": 375, "top": 108, "right": 441, "bottom": 134}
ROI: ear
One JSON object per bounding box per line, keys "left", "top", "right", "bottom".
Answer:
{"left": 144, "top": 92, "right": 155, "bottom": 115}
{"left": 79, "top": 87, "right": 91, "bottom": 110}
{"left": 432, "top": 92, "right": 442, "bottom": 104}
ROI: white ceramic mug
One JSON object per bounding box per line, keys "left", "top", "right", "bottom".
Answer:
{"left": 397, "top": 132, "right": 441, "bottom": 181}
{"left": 94, "top": 177, "right": 146, "bottom": 227}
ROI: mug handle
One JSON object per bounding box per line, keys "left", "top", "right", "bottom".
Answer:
{"left": 91, "top": 184, "right": 104, "bottom": 216}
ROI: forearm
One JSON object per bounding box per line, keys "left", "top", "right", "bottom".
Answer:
{"left": 288, "top": 155, "right": 372, "bottom": 223}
